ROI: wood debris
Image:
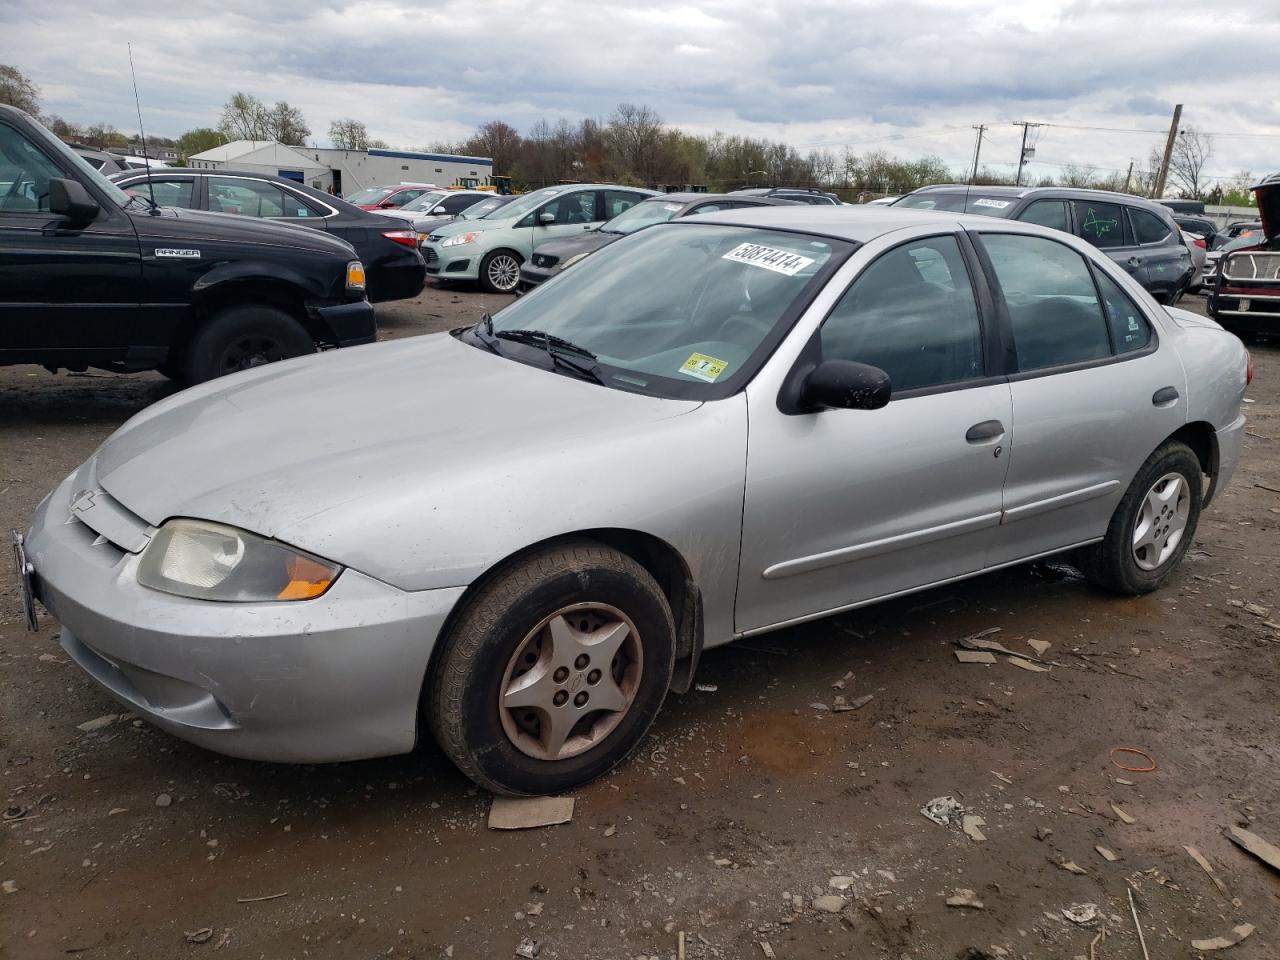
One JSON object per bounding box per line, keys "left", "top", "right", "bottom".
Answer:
{"left": 1192, "top": 923, "right": 1255, "bottom": 952}
{"left": 1184, "top": 845, "right": 1229, "bottom": 895}
{"left": 1226, "top": 825, "right": 1280, "bottom": 873}
{"left": 1111, "top": 803, "right": 1136, "bottom": 824}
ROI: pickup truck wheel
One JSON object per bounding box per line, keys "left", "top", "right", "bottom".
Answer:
{"left": 427, "top": 541, "right": 675, "bottom": 796}
{"left": 184, "top": 306, "right": 315, "bottom": 384}
{"left": 479, "top": 250, "right": 523, "bottom": 294}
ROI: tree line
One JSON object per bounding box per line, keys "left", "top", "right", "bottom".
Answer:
{"left": 0, "top": 62, "right": 1251, "bottom": 204}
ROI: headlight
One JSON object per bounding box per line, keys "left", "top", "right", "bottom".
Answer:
{"left": 441, "top": 232, "right": 481, "bottom": 248}
{"left": 346, "top": 260, "right": 367, "bottom": 293}
{"left": 137, "top": 519, "right": 343, "bottom": 602}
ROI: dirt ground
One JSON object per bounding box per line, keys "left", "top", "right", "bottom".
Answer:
{"left": 2, "top": 287, "right": 1278, "bottom": 960}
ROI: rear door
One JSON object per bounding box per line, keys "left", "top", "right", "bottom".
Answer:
{"left": 974, "top": 230, "right": 1186, "bottom": 564}
{"left": 1071, "top": 197, "right": 1144, "bottom": 284}
{"left": 203, "top": 175, "right": 327, "bottom": 231}
{"left": 1127, "top": 206, "right": 1192, "bottom": 300}
{"left": 0, "top": 117, "right": 141, "bottom": 358}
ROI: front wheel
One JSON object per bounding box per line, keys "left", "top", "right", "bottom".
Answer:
{"left": 1078, "top": 441, "right": 1203, "bottom": 594}
{"left": 427, "top": 541, "right": 675, "bottom": 795}
{"left": 478, "top": 249, "right": 523, "bottom": 294}
{"left": 183, "top": 305, "right": 316, "bottom": 384}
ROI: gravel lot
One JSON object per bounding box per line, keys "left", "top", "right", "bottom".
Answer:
{"left": 2, "top": 289, "right": 1277, "bottom": 960}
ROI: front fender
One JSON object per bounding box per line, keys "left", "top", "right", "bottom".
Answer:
{"left": 192, "top": 259, "right": 336, "bottom": 301}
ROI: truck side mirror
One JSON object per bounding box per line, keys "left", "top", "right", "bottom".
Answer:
{"left": 49, "top": 178, "right": 100, "bottom": 222}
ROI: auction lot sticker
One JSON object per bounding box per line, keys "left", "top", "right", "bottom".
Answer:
{"left": 679, "top": 353, "right": 728, "bottom": 382}
{"left": 722, "top": 242, "right": 815, "bottom": 276}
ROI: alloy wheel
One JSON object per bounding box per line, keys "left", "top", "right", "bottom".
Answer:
{"left": 487, "top": 254, "right": 520, "bottom": 292}
{"left": 1132, "top": 472, "right": 1191, "bottom": 571}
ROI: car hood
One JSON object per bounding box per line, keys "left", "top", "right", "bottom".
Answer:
{"left": 136, "top": 206, "right": 356, "bottom": 257}
{"left": 534, "top": 230, "right": 621, "bottom": 261}
{"left": 1252, "top": 176, "right": 1279, "bottom": 242}
{"left": 92, "top": 334, "right": 700, "bottom": 578}
{"left": 429, "top": 216, "right": 512, "bottom": 238}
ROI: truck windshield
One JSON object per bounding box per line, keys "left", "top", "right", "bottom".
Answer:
{"left": 32, "top": 126, "right": 136, "bottom": 209}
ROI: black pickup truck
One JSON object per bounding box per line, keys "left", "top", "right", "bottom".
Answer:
{"left": 0, "top": 105, "right": 376, "bottom": 384}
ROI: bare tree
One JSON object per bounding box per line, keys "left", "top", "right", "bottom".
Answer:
{"left": 44, "top": 114, "right": 82, "bottom": 140}
{"left": 329, "top": 118, "right": 372, "bottom": 150}
{"left": 1059, "top": 163, "right": 1096, "bottom": 188}
{"left": 266, "top": 101, "right": 309, "bottom": 146}
{"left": 607, "top": 103, "right": 664, "bottom": 185}
{"left": 1168, "top": 126, "right": 1213, "bottom": 199}
{"left": 219, "top": 92, "right": 270, "bottom": 140}
{"left": 0, "top": 64, "right": 40, "bottom": 113}
{"left": 462, "top": 120, "right": 522, "bottom": 174}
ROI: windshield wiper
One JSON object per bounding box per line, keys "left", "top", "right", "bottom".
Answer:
{"left": 470, "top": 312, "right": 501, "bottom": 354}
{"left": 493, "top": 329, "right": 606, "bottom": 385}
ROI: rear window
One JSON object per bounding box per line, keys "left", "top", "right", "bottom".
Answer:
{"left": 1129, "top": 208, "right": 1172, "bottom": 245}
{"left": 895, "top": 192, "right": 1017, "bottom": 216}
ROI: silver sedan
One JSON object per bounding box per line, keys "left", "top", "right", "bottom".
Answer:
{"left": 21, "top": 207, "right": 1251, "bottom": 795}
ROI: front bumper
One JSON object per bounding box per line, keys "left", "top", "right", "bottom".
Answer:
{"left": 310, "top": 299, "right": 378, "bottom": 347}
{"left": 26, "top": 470, "right": 465, "bottom": 763}
{"left": 517, "top": 263, "right": 557, "bottom": 294}
{"left": 422, "top": 241, "right": 479, "bottom": 281}
{"left": 1209, "top": 287, "right": 1280, "bottom": 331}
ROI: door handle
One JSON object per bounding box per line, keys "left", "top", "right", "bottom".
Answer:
{"left": 965, "top": 420, "right": 1005, "bottom": 443}
{"left": 1152, "top": 386, "right": 1179, "bottom": 406}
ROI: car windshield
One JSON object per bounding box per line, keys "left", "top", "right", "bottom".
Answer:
{"left": 345, "top": 186, "right": 394, "bottom": 205}
{"left": 399, "top": 190, "right": 450, "bottom": 212}
{"left": 483, "top": 187, "right": 564, "bottom": 220}
{"left": 461, "top": 196, "right": 508, "bottom": 218}
{"left": 895, "top": 191, "right": 1018, "bottom": 216}
{"left": 601, "top": 198, "right": 687, "bottom": 235}
{"left": 481, "top": 224, "right": 847, "bottom": 398}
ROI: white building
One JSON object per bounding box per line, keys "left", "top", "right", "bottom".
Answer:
{"left": 186, "top": 141, "right": 495, "bottom": 197}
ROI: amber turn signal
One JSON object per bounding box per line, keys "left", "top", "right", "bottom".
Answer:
{"left": 277, "top": 555, "right": 340, "bottom": 601}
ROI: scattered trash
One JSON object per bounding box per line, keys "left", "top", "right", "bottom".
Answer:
{"left": 809, "top": 701, "right": 831, "bottom": 711}
{"left": 185, "top": 928, "right": 214, "bottom": 944}
{"left": 811, "top": 894, "right": 846, "bottom": 913}
{"left": 489, "top": 796, "right": 575, "bottom": 830}
{"left": 2, "top": 880, "right": 17, "bottom": 895}
{"left": 1184, "top": 845, "right": 1229, "bottom": 895}
{"left": 154, "top": 793, "right": 173, "bottom": 808}
{"left": 514, "top": 937, "right": 541, "bottom": 959}
{"left": 677, "top": 930, "right": 686, "bottom": 960}
{"left": 3, "top": 805, "right": 29, "bottom": 822}
{"left": 1034, "top": 825, "right": 1053, "bottom": 842}
{"left": 1109, "top": 745, "right": 1157, "bottom": 772}
{"left": 828, "top": 875, "right": 856, "bottom": 890}
{"left": 1192, "top": 924, "right": 1255, "bottom": 952}
{"left": 945, "top": 889, "right": 984, "bottom": 909}
{"left": 1055, "top": 859, "right": 1087, "bottom": 875}
{"left": 991, "top": 771, "right": 1013, "bottom": 785}
{"left": 832, "top": 694, "right": 873, "bottom": 712}
{"left": 213, "top": 783, "right": 249, "bottom": 801}
{"left": 1006, "top": 656, "right": 1050, "bottom": 673}
{"left": 1127, "top": 888, "right": 1151, "bottom": 960}
{"left": 1228, "top": 599, "right": 1271, "bottom": 618}
{"left": 602, "top": 825, "right": 617, "bottom": 838}
{"left": 1095, "top": 845, "right": 1120, "bottom": 862}
{"left": 76, "top": 714, "right": 118, "bottom": 733}
{"left": 758, "top": 941, "right": 776, "bottom": 959}
{"left": 1226, "top": 825, "right": 1280, "bottom": 873}
{"left": 1111, "top": 803, "right": 1136, "bottom": 825}
{"left": 876, "top": 869, "right": 896, "bottom": 882}
{"left": 1062, "top": 903, "right": 1098, "bottom": 924}
{"left": 962, "top": 815, "right": 987, "bottom": 842}
{"left": 713, "top": 858, "right": 732, "bottom": 867}
{"left": 1027, "top": 639, "right": 1052, "bottom": 657}
{"left": 920, "top": 796, "right": 964, "bottom": 827}
{"left": 955, "top": 650, "right": 997, "bottom": 664}
{"left": 693, "top": 683, "right": 718, "bottom": 693}
{"left": 236, "top": 892, "right": 288, "bottom": 903}
{"left": 108, "top": 807, "right": 126, "bottom": 816}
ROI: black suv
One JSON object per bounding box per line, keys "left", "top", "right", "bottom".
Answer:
{"left": 893, "top": 185, "right": 1194, "bottom": 303}
{"left": 0, "top": 106, "right": 376, "bottom": 383}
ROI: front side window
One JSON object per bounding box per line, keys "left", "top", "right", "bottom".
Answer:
{"left": 390, "top": 189, "right": 426, "bottom": 206}
{"left": 1072, "top": 200, "right": 1126, "bottom": 249}
{"left": 538, "top": 190, "right": 597, "bottom": 225}
{"left": 604, "top": 190, "right": 644, "bottom": 217}
{"left": 399, "top": 190, "right": 449, "bottom": 212}
{"left": 1129, "top": 208, "right": 1172, "bottom": 245}
{"left": 208, "top": 177, "right": 286, "bottom": 217}
{"left": 0, "top": 123, "right": 66, "bottom": 213}
{"left": 482, "top": 224, "right": 845, "bottom": 398}
{"left": 1018, "top": 199, "right": 1069, "bottom": 232}
{"left": 821, "top": 236, "right": 984, "bottom": 393}
{"left": 981, "top": 233, "right": 1112, "bottom": 371}
{"left": 440, "top": 193, "right": 480, "bottom": 214}
{"left": 126, "top": 179, "right": 195, "bottom": 209}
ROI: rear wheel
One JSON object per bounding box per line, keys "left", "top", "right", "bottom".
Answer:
{"left": 479, "top": 249, "right": 522, "bottom": 294}
{"left": 1078, "top": 441, "right": 1202, "bottom": 594}
{"left": 183, "top": 305, "right": 315, "bottom": 384}
{"left": 427, "top": 541, "right": 675, "bottom": 796}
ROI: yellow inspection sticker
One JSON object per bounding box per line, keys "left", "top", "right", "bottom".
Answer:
{"left": 679, "top": 352, "right": 728, "bottom": 382}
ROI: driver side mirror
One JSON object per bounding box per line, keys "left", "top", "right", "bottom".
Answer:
{"left": 538, "top": 212, "right": 556, "bottom": 225}
{"left": 378, "top": 200, "right": 397, "bottom": 208}
{"left": 799, "top": 359, "right": 891, "bottom": 411}
{"left": 49, "top": 178, "right": 100, "bottom": 222}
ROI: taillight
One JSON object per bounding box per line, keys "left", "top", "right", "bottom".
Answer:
{"left": 1193, "top": 236, "right": 1207, "bottom": 250}
{"left": 1246, "top": 350, "right": 1254, "bottom": 386}
{"left": 382, "top": 229, "right": 419, "bottom": 248}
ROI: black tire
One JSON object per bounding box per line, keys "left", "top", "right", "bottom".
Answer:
{"left": 478, "top": 249, "right": 523, "bottom": 294}
{"left": 183, "top": 305, "right": 315, "bottom": 384}
{"left": 1078, "top": 441, "right": 1203, "bottom": 595}
{"left": 427, "top": 541, "right": 675, "bottom": 796}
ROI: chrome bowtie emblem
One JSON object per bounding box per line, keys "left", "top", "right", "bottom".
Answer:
{"left": 70, "top": 490, "right": 97, "bottom": 514}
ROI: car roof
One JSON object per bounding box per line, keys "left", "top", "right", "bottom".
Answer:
{"left": 906, "top": 182, "right": 1176, "bottom": 214}
{"left": 673, "top": 204, "right": 1026, "bottom": 243}
{"left": 640, "top": 192, "right": 792, "bottom": 205}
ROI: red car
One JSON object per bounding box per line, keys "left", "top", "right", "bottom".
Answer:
{"left": 345, "top": 183, "right": 439, "bottom": 211}
{"left": 1209, "top": 173, "right": 1279, "bottom": 334}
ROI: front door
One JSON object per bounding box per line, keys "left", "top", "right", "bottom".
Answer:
{"left": 736, "top": 233, "right": 1013, "bottom": 633}
{"left": 974, "top": 230, "right": 1187, "bottom": 564}
{"left": 520, "top": 189, "right": 602, "bottom": 256}
{"left": 0, "top": 118, "right": 141, "bottom": 360}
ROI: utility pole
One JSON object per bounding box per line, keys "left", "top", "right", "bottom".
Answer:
{"left": 969, "top": 124, "right": 987, "bottom": 184}
{"left": 1012, "top": 120, "right": 1042, "bottom": 186}
{"left": 1153, "top": 103, "right": 1183, "bottom": 199}
{"left": 1123, "top": 159, "right": 1134, "bottom": 193}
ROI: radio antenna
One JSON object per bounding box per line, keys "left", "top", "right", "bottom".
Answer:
{"left": 127, "top": 43, "right": 159, "bottom": 215}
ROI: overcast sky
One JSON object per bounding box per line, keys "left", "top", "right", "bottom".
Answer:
{"left": 3, "top": 0, "right": 1279, "bottom": 182}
